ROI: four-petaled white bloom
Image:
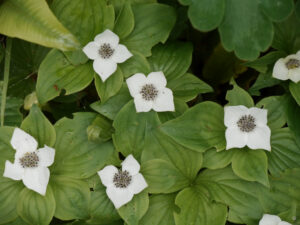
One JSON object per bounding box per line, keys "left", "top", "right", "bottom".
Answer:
{"left": 83, "top": 29, "right": 132, "bottom": 82}
{"left": 273, "top": 50, "right": 300, "bottom": 83}
{"left": 98, "top": 154, "right": 148, "bottom": 209}
{"left": 3, "top": 128, "right": 55, "bottom": 195}
{"left": 126, "top": 72, "right": 175, "bottom": 112}
{"left": 259, "top": 214, "right": 292, "bottom": 225}
{"left": 224, "top": 105, "right": 271, "bottom": 151}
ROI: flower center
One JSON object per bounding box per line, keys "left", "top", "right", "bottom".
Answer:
{"left": 237, "top": 115, "right": 256, "bottom": 132}
{"left": 19, "top": 152, "right": 39, "bottom": 168}
{"left": 99, "top": 43, "right": 114, "bottom": 59}
{"left": 113, "top": 170, "right": 132, "bottom": 188}
{"left": 286, "top": 58, "right": 300, "bottom": 69}
{"left": 140, "top": 84, "right": 158, "bottom": 101}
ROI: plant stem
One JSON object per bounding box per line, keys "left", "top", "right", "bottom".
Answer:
{"left": 1, "top": 38, "right": 12, "bottom": 126}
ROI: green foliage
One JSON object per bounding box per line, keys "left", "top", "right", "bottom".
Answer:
{"left": 1, "top": 1, "right": 300, "bottom": 225}
{"left": 36, "top": 49, "right": 94, "bottom": 104}
{"left": 52, "top": 112, "right": 114, "bottom": 178}
{"left": 21, "top": 105, "right": 56, "bottom": 147}
{"left": 179, "top": 0, "right": 294, "bottom": 60}
{"left": 140, "top": 194, "right": 176, "bottom": 225}
{"left": 51, "top": 176, "right": 90, "bottom": 220}
{"left": 118, "top": 190, "right": 149, "bottom": 225}
{"left": 0, "top": 0, "right": 80, "bottom": 51}
{"left": 161, "top": 101, "right": 226, "bottom": 152}
{"left": 17, "top": 187, "right": 56, "bottom": 225}
{"left": 123, "top": 4, "right": 176, "bottom": 56}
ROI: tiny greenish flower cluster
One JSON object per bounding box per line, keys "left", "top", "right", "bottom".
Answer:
{"left": 0, "top": 0, "right": 300, "bottom": 225}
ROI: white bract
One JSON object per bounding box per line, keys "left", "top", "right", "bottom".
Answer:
{"left": 224, "top": 105, "right": 271, "bottom": 151}
{"left": 259, "top": 214, "right": 292, "bottom": 225}
{"left": 126, "top": 71, "right": 175, "bottom": 112}
{"left": 98, "top": 154, "right": 148, "bottom": 209}
{"left": 273, "top": 50, "right": 300, "bottom": 83}
{"left": 83, "top": 29, "right": 132, "bottom": 82}
{"left": 3, "top": 128, "right": 55, "bottom": 195}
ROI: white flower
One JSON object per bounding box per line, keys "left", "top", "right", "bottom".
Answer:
{"left": 83, "top": 29, "right": 132, "bottom": 82}
{"left": 259, "top": 214, "right": 292, "bottom": 225}
{"left": 273, "top": 50, "right": 300, "bottom": 83}
{"left": 98, "top": 154, "right": 148, "bottom": 209}
{"left": 3, "top": 128, "right": 55, "bottom": 195}
{"left": 224, "top": 105, "right": 271, "bottom": 151}
{"left": 126, "top": 72, "right": 175, "bottom": 112}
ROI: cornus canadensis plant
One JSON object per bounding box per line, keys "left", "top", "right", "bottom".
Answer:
{"left": 83, "top": 29, "right": 132, "bottom": 81}
{"left": 126, "top": 72, "right": 175, "bottom": 112}
{"left": 224, "top": 105, "right": 271, "bottom": 150}
{"left": 98, "top": 154, "right": 148, "bottom": 209}
{"left": 273, "top": 50, "right": 300, "bottom": 83}
{"left": 1, "top": 0, "right": 300, "bottom": 225}
{"left": 4, "top": 128, "right": 55, "bottom": 195}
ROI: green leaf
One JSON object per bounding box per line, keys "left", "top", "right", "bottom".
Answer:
{"left": 0, "top": 127, "right": 14, "bottom": 171}
{"left": 52, "top": 112, "right": 114, "bottom": 178}
{"left": 3, "top": 39, "right": 50, "bottom": 99}
{"left": 284, "top": 96, "right": 300, "bottom": 147}
{"left": 3, "top": 217, "right": 29, "bottom": 225}
{"left": 174, "top": 187, "right": 227, "bottom": 225}
{"left": 141, "top": 159, "right": 190, "bottom": 193}
{"left": 114, "top": 3, "right": 134, "bottom": 39}
{"left": 259, "top": 0, "right": 294, "bottom": 22}
{"left": 20, "top": 105, "right": 56, "bottom": 147}
{"left": 87, "top": 179, "right": 120, "bottom": 224}
{"left": 202, "top": 44, "right": 245, "bottom": 86}
{"left": 0, "top": 0, "right": 80, "bottom": 51}
{"left": 113, "top": 101, "right": 160, "bottom": 158}
{"left": 51, "top": 175, "right": 90, "bottom": 220}
{"left": 249, "top": 71, "right": 281, "bottom": 96}
{"left": 258, "top": 168, "right": 300, "bottom": 218}
{"left": 243, "top": 51, "right": 286, "bottom": 73}
{"left": 0, "top": 177, "right": 23, "bottom": 224}
{"left": 219, "top": 0, "right": 273, "bottom": 60}
{"left": 140, "top": 194, "right": 176, "bottom": 225}
{"left": 87, "top": 115, "right": 114, "bottom": 142}
{"left": 157, "top": 99, "right": 188, "bottom": 123}
{"left": 0, "top": 94, "right": 23, "bottom": 127}
{"left": 51, "top": 0, "right": 114, "bottom": 46}
{"left": 181, "top": 0, "right": 225, "bottom": 31}
{"left": 141, "top": 129, "right": 203, "bottom": 181}
{"left": 148, "top": 42, "right": 193, "bottom": 81}
{"left": 91, "top": 85, "right": 132, "bottom": 120}
{"left": 231, "top": 148, "right": 269, "bottom": 187}
{"left": 37, "top": 49, "right": 94, "bottom": 104}
{"left": 256, "top": 95, "right": 287, "bottom": 129}
{"left": 161, "top": 101, "right": 226, "bottom": 152}
{"left": 297, "top": 0, "right": 300, "bottom": 21}
{"left": 272, "top": 13, "right": 300, "bottom": 54}
{"left": 17, "top": 186, "right": 56, "bottom": 225}
{"left": 196, "top": 167, "right": 264, "bottom": 225}
{"left": 226, "top": 80, "right": 254, "bottom": 107}
{"left": 119, "top": 51, "right": 151, "bottom": 78}
{"left": 168, "top": 73, "right": 213, "bottom": 102}
{"left": 123, "top": 3, "right": 176, "bottom": 56}
{"left": 118, "top": 191, "right": 149, "bottom": 225}
{"left": 268, "top": 128, "right": 300, "bottom": 176}
{"left": 289, "top": 81, "right": 300, "bottom": 106}
{"left": 202, "top": 148, "right": 235, "bottom": 170}
{"left": 94, "top": 68, "right": 123, "bottom": 102}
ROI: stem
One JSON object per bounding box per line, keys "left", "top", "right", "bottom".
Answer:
{"left": 1, "top": 38, "right": 12, "bottom": 126}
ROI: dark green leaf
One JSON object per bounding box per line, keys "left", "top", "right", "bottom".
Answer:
{"left": 123, "top": 3, "right": 176, "bottom": 56}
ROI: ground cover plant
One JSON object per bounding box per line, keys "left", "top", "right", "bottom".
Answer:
{"left": 0, "top": 0, "right": 300, "bottom": 225}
